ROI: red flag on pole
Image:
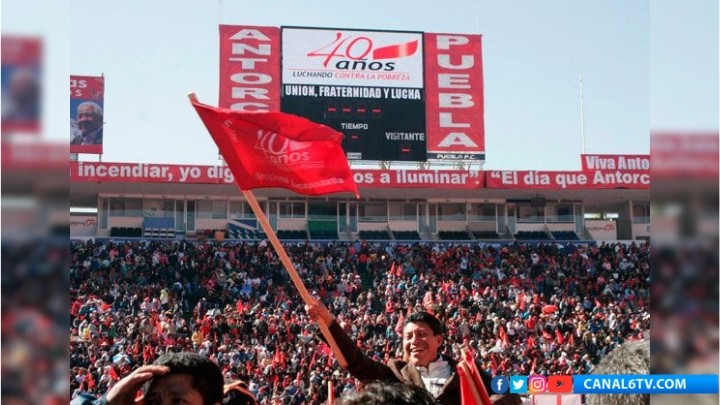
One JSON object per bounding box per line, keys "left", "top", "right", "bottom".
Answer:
{"left": 498, "top": 325, "right": 508, "bottom": 345}
{"left": 86, "top": 371, "right": 95, "bottom": 390}
{"left": 327, "top": 380, "right": 335, "bottom": 405}
{"left": 106, "top": 365, "right": 119, "bottom": 382}
{"left": 458, "top": 349, "right": 492, "bottom": 405}
{"left": 555, "top": 329, "right": 564, "bottom": 345}
{"left": 189, "top": 92, "right": 351, "bottom": 369}
{"left": 189, "top": 97, "right": 359, "bottom": 197}
{"left": 458, "top": 366, "right": 479, "bottom": 405}
{"left": 395, "top": 311, "right": 405, "bottom": 334}
{"left": 517, "top": 291, "right": 526, "bottom": 310}
{"left": 309, "top": 349, "right": 317, "bottom": 369}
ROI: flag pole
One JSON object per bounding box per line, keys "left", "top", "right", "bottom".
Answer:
{"left": 186, "top": 92, "right": 348, "bottom": 368}
{"left": 241, "top": 189, "right": 348, "bottom": 367}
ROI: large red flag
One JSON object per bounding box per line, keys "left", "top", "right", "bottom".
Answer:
{"left": 461, "top": 350, "right": 492, "bottom": 405}
{"left": 458, "top": 366, "right": 479, "bottom": 405}
{"left": 190, "top": 97, "right": 359, "bottom": 197}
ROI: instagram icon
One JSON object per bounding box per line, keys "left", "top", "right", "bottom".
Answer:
{"left": 528, "top": 375, "right": 547, "bottom": 394}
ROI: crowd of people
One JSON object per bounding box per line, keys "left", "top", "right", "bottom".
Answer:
{"left": 70, "top": 238, "right": 650, "bottom": 404}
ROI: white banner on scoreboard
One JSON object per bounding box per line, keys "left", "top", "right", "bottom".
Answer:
{"left": 282, "top": 27, "right": 424, "bottom": 88}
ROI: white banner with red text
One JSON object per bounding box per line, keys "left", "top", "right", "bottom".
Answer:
{"left": 486, "top": 169, "right": 649, "bottom": 189}
{"left": 71, "top": 162, "right": 651, "bottom": 190}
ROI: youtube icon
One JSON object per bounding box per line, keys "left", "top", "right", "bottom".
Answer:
{"left": 547, "top": 375, "right": 573, "bottom": 393}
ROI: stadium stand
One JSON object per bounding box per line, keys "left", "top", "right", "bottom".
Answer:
{"left": 276, "top": 229, "right": 308, "bottom": 240}
{"left": 109, "top": 227, "right": 142, "bottom": 237}
{"left": 228, "top": 222, "right": 266, "bottom": 240}
{"left": 392, "top": 230, "right": 422, "bottom": 241}
{"left": 70, "top": 239, "right": 650, "bottom": 404}
{"left": 308, "top": 220, "right": 339, "bottom": 240}
{"left": 143, "top": 218, "right": 174, "bottom": 238}
{"left": 358, "top": 230, "right": 391, "bottom": 240}
{"left": 471, "top": 230, "right": 501, "bottom": 240}
{"left": 437, "top": 230, "right": 471, "bottom": 240}
{"left": 514, "top": 230, "right": 551, "bottom": 240}
{"left": 551, "top": 230, "right": 580, "bottom": 240}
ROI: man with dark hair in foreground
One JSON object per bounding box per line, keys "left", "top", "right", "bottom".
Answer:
{"left": 306, "top": 298, "right": 521, "bottom": 405}
{"left": 102, "top": 352, "right": 224, "bottom": 405}
{"left": 338, "top": 381, "right": 440, "bottom": 405}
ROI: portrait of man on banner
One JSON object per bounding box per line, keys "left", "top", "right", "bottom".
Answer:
{"left": 70, "top": 100, "right": 104, "bottom": 145}
{"left": 70, "top": 75, "right": 105, "bottom": 154}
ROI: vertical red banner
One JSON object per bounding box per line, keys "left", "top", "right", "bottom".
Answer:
{"left": 70, "top": 75, "right": 105, "bottom": 154}
{"left": 219, "top": 25, "right": 281, "bottom": 111}
{"left": 424, "top": 33, "right": 485, "bottom": 162}
{"left": 1, "top": 35, "right": 42, "bottom": 135}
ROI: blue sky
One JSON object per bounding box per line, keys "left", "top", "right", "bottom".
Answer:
{"left": 4, "top": 0, "right": 717, "bottom": 170}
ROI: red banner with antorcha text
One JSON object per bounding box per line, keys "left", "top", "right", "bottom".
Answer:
{"left": 219, "top": 25, "right": 281, "bottom": 112}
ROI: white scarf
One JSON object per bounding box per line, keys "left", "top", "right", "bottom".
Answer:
{"left": 417, "top": 356, "right": 452, "bottom": 397}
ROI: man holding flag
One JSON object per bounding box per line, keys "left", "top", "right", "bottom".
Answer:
{"left": 188, "top": 94, "right": 517, "bottom": 405}
{"left": 189, "top": 93, "right": 358, "bottom": 370}
{"left": 305, "top": 298, "right": 521, "bottom": 405}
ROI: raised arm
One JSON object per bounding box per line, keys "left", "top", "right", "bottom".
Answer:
{"left": 305, "top": 297, "right": 398, "bottom": 383}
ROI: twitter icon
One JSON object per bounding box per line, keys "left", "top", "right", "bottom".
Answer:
{"left": 509, "top": 376, "right": 528, "bottom": 394}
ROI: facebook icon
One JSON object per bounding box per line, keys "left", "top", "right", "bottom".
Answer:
{"left": 491, "top": 376, "right": 510, "bottom": 394}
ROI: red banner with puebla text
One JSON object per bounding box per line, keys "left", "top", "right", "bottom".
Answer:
{"left": 190, "top": 97, "right": 358, "bottom": 197}
{"left": 424, "top": 33, "right": 484, "bottom": 162}
{"left": 486, "top": 169, "right": 649, "bottom": 189}
{"left": 219, "top": 25, "right": 281, "bottom": 112}
{"left": 70, "top": 75, "right": 105, "bottom": 154}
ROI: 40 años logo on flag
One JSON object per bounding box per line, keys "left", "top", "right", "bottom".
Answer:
{"left": 253, "top": 129, "right": 321, "bottom": 168}
{"left": 220, "top": 118, "right": 329, "bottom": 170}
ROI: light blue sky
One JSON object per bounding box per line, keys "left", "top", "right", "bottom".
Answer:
{"left": 4, "top": 0, "right": 717, "bottom": 170}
